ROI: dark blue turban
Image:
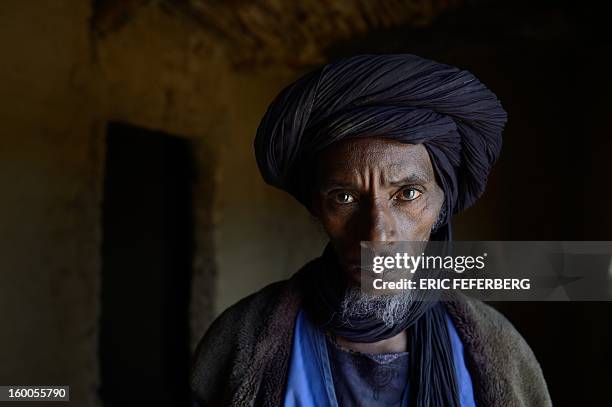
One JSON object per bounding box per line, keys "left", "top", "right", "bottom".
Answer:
{"left": 255, "top": 54, "right": 507, "bottom": 240}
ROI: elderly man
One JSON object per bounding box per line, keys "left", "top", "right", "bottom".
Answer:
{"left": 191, "top": 54, "right": 551, "bottom": 406}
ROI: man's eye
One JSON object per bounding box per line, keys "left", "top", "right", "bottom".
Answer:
{"left": 334, "top": 192, "right": 355, "bottom": 204}
{"left": 396, "top": 188, "right": 422, "bottom": 201}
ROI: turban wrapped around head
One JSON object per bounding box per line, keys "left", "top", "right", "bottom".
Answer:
{"left": 254, "top": 54, "right": 507, "bottom": 240}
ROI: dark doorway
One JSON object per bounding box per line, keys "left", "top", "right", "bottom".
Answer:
{"left": 100, "top": 122, "right": 194, "bottom": 406}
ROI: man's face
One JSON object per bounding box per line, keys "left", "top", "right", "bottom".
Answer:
{"left": 312, "top": 138, "right": 444, "bottom": 282}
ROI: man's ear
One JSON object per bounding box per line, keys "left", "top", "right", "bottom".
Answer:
{"left": 431, "top": 198, "right": 447, "bottom": 233}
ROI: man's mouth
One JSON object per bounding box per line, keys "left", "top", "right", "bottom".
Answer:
{"left": 344, "top": 262, "right": 370, "bottom": 285}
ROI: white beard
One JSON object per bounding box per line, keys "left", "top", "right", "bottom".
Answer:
{"left": 340, "top": 286, "right": 414, "bottom": 328}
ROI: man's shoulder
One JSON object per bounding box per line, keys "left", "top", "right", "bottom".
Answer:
{"left": 190, "top": 278, "right": 298, "bottom": 405}
{"left": 210, "top": 280, "right": 291, "bottom": 333}
{"left": 192, "top": 278, "right": 293, "bottom": 362}
{"left": 452, "top": 297, "right": 535, "bottom": 358}
{"left": 447, "top": 296, "right": 552, "bottom": 406}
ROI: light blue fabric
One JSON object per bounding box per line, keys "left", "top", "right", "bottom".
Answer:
{"left": 445, "top": 312, "right": 476, "bottom": 407}
{"left": 283, "top": 307, "right": 337, "bottom": 407}
{"left": 283, "top": 308, "right": 476, "bottom": 407}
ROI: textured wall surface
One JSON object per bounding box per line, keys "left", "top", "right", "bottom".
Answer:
{"left": 0, "top": 2, "right": 102, "bottom": 406}
{"left": 94, "top": 2, "right": 328, "bottom": 330}
{"left": 0, "top": 1, "right": 326, "bottom": 405}
{"left": 164, "top": 0, "right": 462, "bottom": 67}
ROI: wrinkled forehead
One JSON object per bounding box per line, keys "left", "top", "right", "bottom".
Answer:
{"left": 315, "top": 137, "right": 435, "bottom": 185}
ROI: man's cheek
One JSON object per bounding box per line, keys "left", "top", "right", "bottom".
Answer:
{"left": 395, "top": 218, "right": 429, "bottom": 240}
{"left": 323, "top": 215, "right": 352, "bottom": 238}
{"left": 404, "top": 205, "right": 439, "bottom": 237}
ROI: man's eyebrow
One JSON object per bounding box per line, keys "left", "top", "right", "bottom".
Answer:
{"left": 317, "top": 180, "right": 355, "bottom": 191}
{"left": 387, "top": 173, "right": 430, "bottom": 186}
{"left": 317, "top": 173, "right": 431, "bottom": 191}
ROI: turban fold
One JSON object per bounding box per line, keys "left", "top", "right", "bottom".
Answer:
{"left": 255, "top": 54, "right": 507, "bottom": 240}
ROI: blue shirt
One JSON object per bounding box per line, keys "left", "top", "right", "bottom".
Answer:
{"left": 283, "top": 308, "right": 476, "bottom": 407}
{"left": 326, "top": 333, "right": 410, "bottom": 406}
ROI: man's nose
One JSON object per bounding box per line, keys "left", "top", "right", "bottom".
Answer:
{"left": 365, "top": 201, "right": 396, "bottom": 242}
